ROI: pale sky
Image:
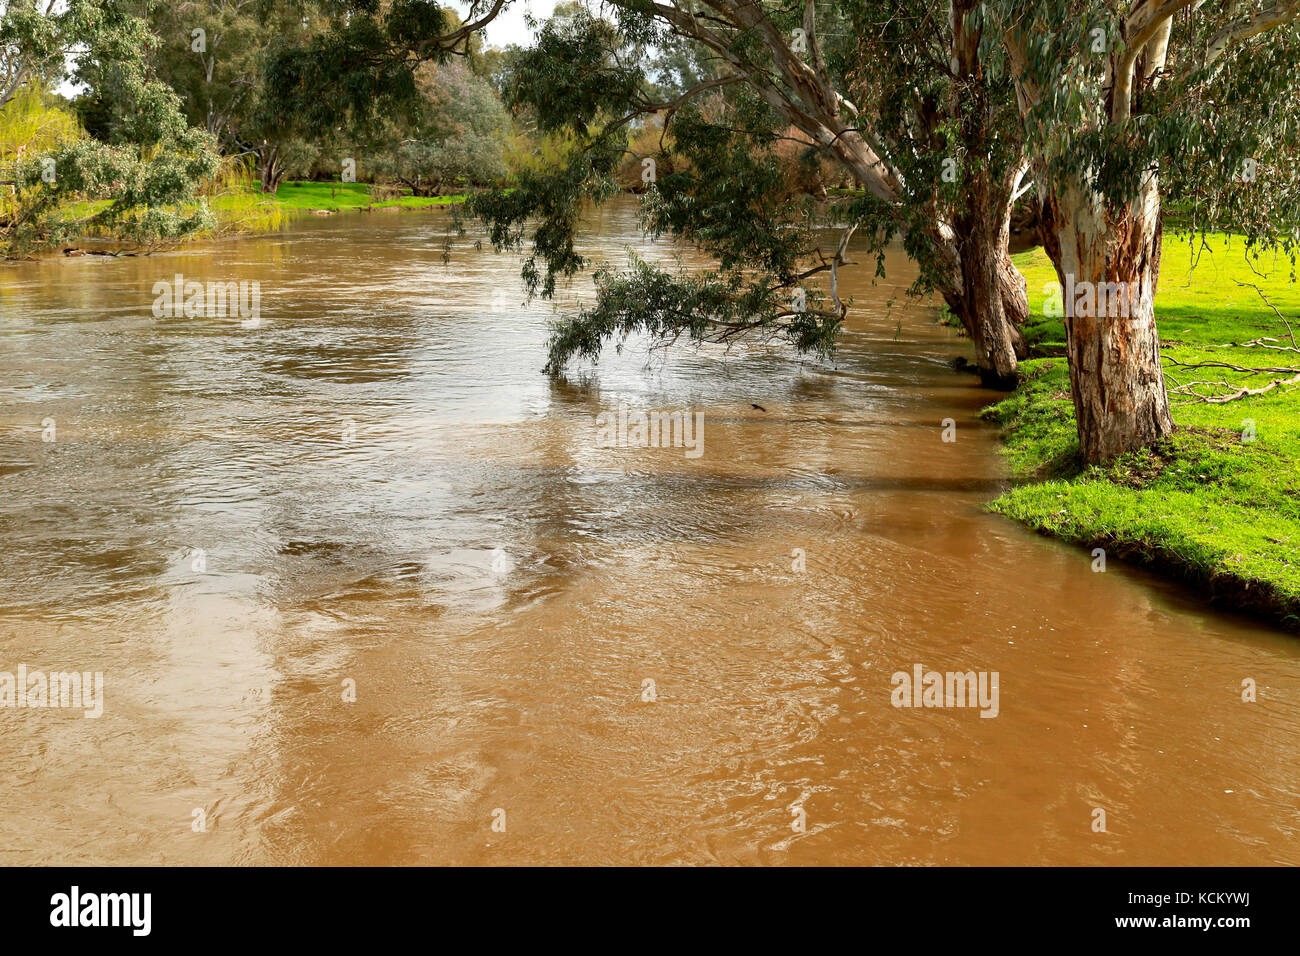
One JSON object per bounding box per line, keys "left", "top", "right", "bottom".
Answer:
{"left": 460, "top": 0, "right": 562, "bottom": 49}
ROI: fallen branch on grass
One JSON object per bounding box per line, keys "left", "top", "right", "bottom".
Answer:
{"left": 1165, "top": 284, "right": 1300, "bottom": 404}
{"left": 1168, "top": 370, "right": 1300, "bottom": 404}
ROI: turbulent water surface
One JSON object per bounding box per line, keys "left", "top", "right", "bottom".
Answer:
{"left": 1, "top": 199, "right": 1297, "bottom": 865}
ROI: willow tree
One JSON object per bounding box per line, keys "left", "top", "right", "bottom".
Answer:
{"left": 266, "top": 0, "right": 1037, "bottom": 385}
{"left": 999, "top": 0, "right": 1300, "bottom": 461}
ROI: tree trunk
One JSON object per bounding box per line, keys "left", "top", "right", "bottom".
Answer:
{"left": 1044, "top": 178, "right": 1174, "bottom": 463}
{"left": 940, "top": 173, "right": 1028, "bottom": 389}
{"left": 941, "top": 0, "right": 1027, "bottom": 389}
{"left": 259, "top": 149, "right": 285, "bottom": 194}
{"left": 998, "top": 245, "right": 1030, "bottom": 347}
{"left": 254, "top": 143, "right": 286, "bottom": 194}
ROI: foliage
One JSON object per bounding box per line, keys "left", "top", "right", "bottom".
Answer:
{"left": 1, "top": 0, "right": 218, "bottom": 255}
{"left": 475, "top": 4, "right": 851, "bottom": 372}
{"left": 0, "top": 85, "right": 80, "bottom": 160}
{"left": 369, "top": 60, "right": 510, "bottom": 194}
{"left": 121, "top": 0, "right": 325, "bottom": 192}
{"left": 993, "top": 0, "right": 1300, "bottom": 252}
{"left": 262, "top": 0, "right": 464, "bottom": 136}
{"left": 1, "top": 0, "right": 102, "bottom": 111}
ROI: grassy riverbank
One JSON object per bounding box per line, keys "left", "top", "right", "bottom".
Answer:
{"left": 985, "top": 234, "right": 1300, "bottom": 628}
{"left": 208, "top": 181, "right": 465, "bottom": 235}
{"left": 11, "top": 180, "right": 466, "bottom": 254}
{"left": 265, "top": 181, "right": 464, "bottom": 214}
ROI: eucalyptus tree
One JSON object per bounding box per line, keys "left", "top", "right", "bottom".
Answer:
{"left": 266, "top": 1, "right": 1300, "bottom": 463}
{"left": 998, "top": 0, "right": 1300, "bottom": 461}
{"left": 122, "top": 0, "right": 324, "bottom": 192}
{"left": 842, "top": 0, "right": 1034, "bottom": 384}
{"left": 135, "top": 0, "right": 263, "bottom": 150}
{"left": 266, "top": 0, "right": 1036, "bottom": 386}
{"left": 1, "top": 0, "right": 93, "bottom": 111}
{"left": 507, "top": 0, "right": 1039, "bottom": 385}
{"left": 0, "top": 0, "right": 218, "bottom": 254}
{"left": 369, "top": 60, "right": 511, "bottom": 194}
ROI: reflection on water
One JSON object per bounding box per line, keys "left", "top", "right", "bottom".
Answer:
{"left": 1, "top": 200, "right": 1298, "bottom": 865}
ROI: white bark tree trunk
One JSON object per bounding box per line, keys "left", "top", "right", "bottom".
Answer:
{"left": 1044, "top": 175, "right": 1174, "bottom": 462}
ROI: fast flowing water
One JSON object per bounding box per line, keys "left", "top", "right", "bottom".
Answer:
{"left": 1, "top": 199, "right": 1297, "bottom": 865}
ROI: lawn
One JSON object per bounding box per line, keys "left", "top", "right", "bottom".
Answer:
{"left": 985, "top": 233, "right": 1300, "bottom": 628}
{"left": 264, "top": 180, "right": 466, "bottom": 214}
{"left": 206, "top": 180, "right": 465, "bottom": 235}
{"left": 21, "top": 181, "right": 466, "bottom": 249}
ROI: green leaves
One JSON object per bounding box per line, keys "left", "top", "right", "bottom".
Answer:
{"left": 1, "top": 0, "right": 218, "bottom": 255}
{"left": 996, "top": 0, "right": 1300, "bottom": 251}
{"left": 262, "top": 0, "right": 466, "bottom": 138}
{"left": 386, "top": 0, "right": 452, "bottom": 47}
{"left": 645, "top": 104, "right": 811, "bottom": 282}
{"left": 370, "top": 61, "right": 512, "bottom": 194}
{"left": 466, "top": 128, "right": 623, "bottom": 299}
{"left": 263, "top": 15, "right": 422, "bottom": 137}
{"left": 501, "top": 6, "right": 642, "bottom": 136}
{"left": 542, "top": 255, "right": 839, "bottom": 375}
{"left": 6, "top": 135, "right": 217, "bottom": 253}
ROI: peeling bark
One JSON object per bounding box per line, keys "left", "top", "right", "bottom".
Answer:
{"left": 1045, "top": 178, "right": 1174, "bottom": 462}
{"left": 943, "top": 174, "right": 1026, "bottom": 388}
{"left": 937, "top": 0, "right": 1027, "bottom": 388}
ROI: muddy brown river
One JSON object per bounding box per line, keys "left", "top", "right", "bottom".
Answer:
{"left": 1, "top": 199, "right": 1297, "bottom": 865}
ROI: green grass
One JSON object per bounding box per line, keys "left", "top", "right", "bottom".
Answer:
{"left": 17, "top": 180, "right": 465, "bottom": 251}
{"left": 266, "top": 180, "right": 464, "bottom": 214}
{"left": 202, "top": 181, "right": 465, "bottom": 238}
{"left": 986, "top": 233, "right": 1300, "bottom": 629}
{"left": 207, "top": 189, "right": 285, "bottom": 234}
